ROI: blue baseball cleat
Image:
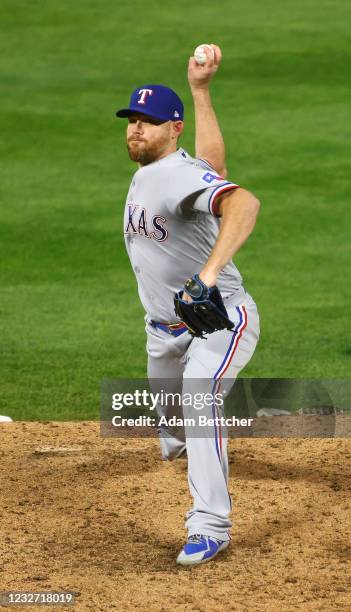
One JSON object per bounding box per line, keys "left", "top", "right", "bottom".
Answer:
{"left": 176, "top": 534, "right": 230, "bottom": 566}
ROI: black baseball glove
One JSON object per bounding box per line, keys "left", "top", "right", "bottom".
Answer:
{"left": 174, "top": 274, "right": 234, "bottom": 339}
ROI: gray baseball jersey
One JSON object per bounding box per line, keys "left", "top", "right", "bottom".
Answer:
{"left": 123, "top": 147, "right": 246, "bottom": 322}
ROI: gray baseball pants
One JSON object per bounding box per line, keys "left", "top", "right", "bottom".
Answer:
{"left": 146, "top": 292, "right": 260, "bottom": 541}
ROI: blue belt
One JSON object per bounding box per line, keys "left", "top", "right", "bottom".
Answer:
{"left": 150, "top": 320, "right": 188, "bottom": 337}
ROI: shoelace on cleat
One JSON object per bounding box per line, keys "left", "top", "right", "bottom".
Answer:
{"left": 188, "top": 534, "right": 204, "bottom": 544}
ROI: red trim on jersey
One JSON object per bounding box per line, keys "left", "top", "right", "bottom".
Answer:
{"left": 211, "top": 184, "right": 240, "bottom": 217}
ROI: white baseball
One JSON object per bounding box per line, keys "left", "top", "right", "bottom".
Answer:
{"left": 194, "top": 44, "right": 215, "bottom": 65}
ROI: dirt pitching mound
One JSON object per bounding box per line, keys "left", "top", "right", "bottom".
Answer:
{"left": 0, "top": 423, "right": 350, "bottom": 611}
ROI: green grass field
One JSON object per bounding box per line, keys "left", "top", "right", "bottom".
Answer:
{"left": 1, "top": 1, "right": 350, "bottom": 420}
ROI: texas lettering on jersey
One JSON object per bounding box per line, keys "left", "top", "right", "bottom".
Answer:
{"left": 125, "top": 204, "right": 168, "bottom": 242}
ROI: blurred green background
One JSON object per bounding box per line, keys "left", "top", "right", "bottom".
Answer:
{"left": 1, "top": 0, "right": 350, "bottom": 419}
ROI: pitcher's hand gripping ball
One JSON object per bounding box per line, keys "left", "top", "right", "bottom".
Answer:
{"left": 194, "top": 44, "right": 215, "bottom": 65}
{"left": 174, "top": 274, "right": 234, "bottom": 338}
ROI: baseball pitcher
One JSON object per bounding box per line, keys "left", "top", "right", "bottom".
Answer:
{"left": 116, "top": 44, "right": 260, "bottom": 565}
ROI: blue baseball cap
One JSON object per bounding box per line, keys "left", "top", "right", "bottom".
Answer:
{"left": 116, "top": 84, "right": 184, "bottom": 122}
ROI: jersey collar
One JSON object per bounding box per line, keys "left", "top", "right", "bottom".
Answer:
{"left": 134, "top": 148, "right": 188, "bottom": 176}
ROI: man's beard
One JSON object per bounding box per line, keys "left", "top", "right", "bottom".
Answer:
{"left": 127, "top": 137, "right": 169, "bottom": 166}
{"left": 127, "top": 144, "right": 156, "bottom": 165}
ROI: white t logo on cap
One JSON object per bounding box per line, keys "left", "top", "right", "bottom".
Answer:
{"left": 137, "top": 89, "right": 153, "bottom": 105}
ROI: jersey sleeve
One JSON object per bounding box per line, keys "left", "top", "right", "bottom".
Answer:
{"left": 193, "top": 178, "right": 240, "bottom": 216}
{"left": 166, "top": 159, "right": 240, "bottom": 218}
